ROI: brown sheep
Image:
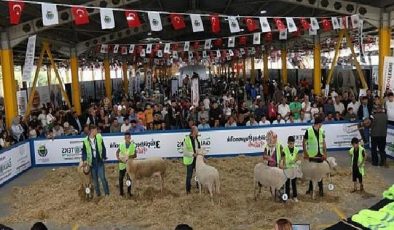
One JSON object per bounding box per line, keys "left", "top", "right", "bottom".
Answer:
{"left": 77, "top": 161, "right": 93, "bottom": 201}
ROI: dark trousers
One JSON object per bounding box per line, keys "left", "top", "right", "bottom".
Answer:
{"left": 371, "top": 136, "right": 386, "bottom": 166}
{"left": 119, "top": 169, "right": 131, "bottom": 196}
{"left": 285, "top": 178, "right": 297, "bottom": 198}
{"left": 185, "top": 158, "right": 197, "bottom": 193}
{"left": 91, "top": 159, "right": 109, "bottom": 196}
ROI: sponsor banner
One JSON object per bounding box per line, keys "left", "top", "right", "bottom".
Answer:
{"left": 17, "top": 90, "right": 28, "bottom": 116}
{"left": 22, "top": 35, "right": 36, "bottom": 81}
{"left": 383, "top": 56, "right": 394, "bottom": 92}
{"left": 386, "top": 127, "right": 394, "bottom": 158}
{"left": 33, "top": 123, "right": 361, "bottom": 165}
{"left": 191, "top": 77, "right": 199, "bottom": 107}
{"left": 0, "top": 143, "right": 32, "bottom": 186}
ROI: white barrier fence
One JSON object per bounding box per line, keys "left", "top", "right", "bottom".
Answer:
{"left": 33, "top": 123, "right": 363, "bottom": 165}
{"left": 0, "top": 142, "right": 32, "bottom": 186}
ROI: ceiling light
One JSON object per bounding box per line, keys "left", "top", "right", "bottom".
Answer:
{"left": 260, "top": 10, "right": 267, "bottom": 14}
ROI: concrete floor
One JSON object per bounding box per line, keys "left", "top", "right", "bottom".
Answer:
{"left": 0, "top": 151, "right": 393, "bottom": 230}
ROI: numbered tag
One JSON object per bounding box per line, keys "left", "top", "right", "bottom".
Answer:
{"left": 281, "top": 193, "right": 288, "bottom": 201}
{"left": 85, "top": 187, "right": 91, "bottom": 194}
{"left": 126, "top": 180, "right": 132, "bottom": 187}
{"left": 194, "top": 176, "right": 199, "bottom": 182}
{"left": 328, "top": 184, "right": 335, "bottom": 191}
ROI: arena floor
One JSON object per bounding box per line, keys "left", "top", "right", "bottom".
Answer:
{"left": 0, "top": 151, "right": 393, "bottom": 230}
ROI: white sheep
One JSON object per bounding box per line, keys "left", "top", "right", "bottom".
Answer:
{"left": 300, "top": 157, "right": 337, "bottom": 199}
{"left": 195, "top": 150, "right": 220, "bottom": 202}
{"left": 253, "top": 163, "right": 303, "bottom": 201}
{"left": 126, "top": 157, "right": 167, "bottom": 194}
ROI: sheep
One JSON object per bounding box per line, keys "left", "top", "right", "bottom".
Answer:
{"left": 77, "top": 161, "right": 93, "bottom": 201}
{"left": 253, "top": 163, "right": 303, "bottom": 201}
{"left": 300, "top": 157, "right": 337, "bottom": 199}
{"left": 126, "top": 157, "right": 167, "bottom": 194}
{"left": 195, "top": 150, "right": 220, "bottom": 202}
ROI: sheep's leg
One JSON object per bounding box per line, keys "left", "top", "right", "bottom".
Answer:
{"left": 198, "top": 181, "right": 202, "bottom": 195}
{"left": 208, "top": 184, "right": 214, "bottom": 204}
{"left": 312, "top": 181, "right": 316, "bottom": 200}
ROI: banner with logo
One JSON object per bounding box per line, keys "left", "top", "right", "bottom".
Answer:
{"left": 0, "top": 142, "right": 32, "bottom": 186}
{"left": 33, "top": 122, "right": 361, "bottom": 165}
{"left": 386, "top": 126, "right": 394, "bottom": 158}
{"left": 383, "top": 56, "right": 394, "bottom": 92}
{"left": 22, "top": 35, "right": 36, "bottom": 81}
{"left": 17, "top": 90, "right": 28, "bottom": 116}
{"left": 191, "top": 77, "right": 199, "bottom": 107}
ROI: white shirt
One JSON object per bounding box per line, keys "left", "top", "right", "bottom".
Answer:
{"left": 286, "top": 119, "right": 300, "bottom": 124}
{"left": 302, "top": 102, "right": 312, "bottom": 121}
{"left": 347, "top": 101, "right": 360, "bottom": 114}
{"left": 246, "top": 121, "right": 259, "bottom": 126}
{"left": 259, "top": 120, "right": 271, "bottom": 126}
{"left": 311, "top": 107, "right": 319, "bottom": 118}
{"left": 272, "top": 119, "right": 286, "bottom": 124}
{"left": 386, "top": 100, "right": 394, "bottom": 121}
{"left": 47, "top": 113, "right": 55, "bottom": 124}
{"left": 121, "top": 124, "right": 132, "bottom": 132}
{"left": 277, "top": 104, "right": 290, "bottom": 119}
{"left": 334, "top": 102, "right": 345, "bottom": 114}
{"left": 38, "top": 113, "right": 47, "bottom": 127}
{"left": 203, "top": 98, "right": 210, "bottom": 110}
{"left": 89, "top": 137, "right": 97, "bottom": 158}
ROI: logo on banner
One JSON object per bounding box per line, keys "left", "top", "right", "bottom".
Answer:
{"left": 0, "top": 158, "right": 12, "bottom": 175}
{"left": 61, "top": 146, "right": 83, "bottom": 161}
{"left": 176, "top": 137, "right": 211, "bottom": 154}
{"left": 110, "top": 140, "right": 161, "bottom": 155}
{"left": 37, "top": 145, "right": 48, "bottom": 157}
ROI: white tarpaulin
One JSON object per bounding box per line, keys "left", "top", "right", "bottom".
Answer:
{"left": 22, "top": 35, "right": 36, "bottom": 81}
{"left": 33, "top": 123, "right": 361, "bottom": 165}
{"left": 0, "top": 142, "right": 31, "bottom": 186}
{"left": 383, "top": 56, "right": 394, "bottom": 91}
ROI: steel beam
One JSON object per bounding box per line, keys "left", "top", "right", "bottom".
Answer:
{"left": 277, "top": 0, "right": 381, "bottom": 27}
{"left": 7, "top": 0, "right": 140, "bottom": 47}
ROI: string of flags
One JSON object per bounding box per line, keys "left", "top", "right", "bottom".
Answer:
{"left": 6, "top": 0, "right": 361, "bottom": 35}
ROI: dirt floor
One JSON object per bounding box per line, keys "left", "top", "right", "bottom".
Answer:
{"left": 0, "top": 153, "right": 393, "bottom": 230}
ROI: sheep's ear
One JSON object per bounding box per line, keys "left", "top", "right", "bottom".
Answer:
{"left": 296, "top": 160, "right": 301, "bottom": 165}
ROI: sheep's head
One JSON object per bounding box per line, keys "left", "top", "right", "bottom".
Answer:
{"left": 294, "top": 164, "right": 303, "bottom": 178}
{"left": 327, "top": 157, "right": 338, "bottom": 170}
{"left": 266, "top": 130, "right": 278, "bottom": 147}
{"left": 196, "top": 149, "right": 207, "bottom": 156}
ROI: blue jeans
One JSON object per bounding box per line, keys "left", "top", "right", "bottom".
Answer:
{"left": 91, "top": 160, "right": 109, "bottom": 196}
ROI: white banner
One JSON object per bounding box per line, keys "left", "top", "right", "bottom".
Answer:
{"left": 0, "top": 142, "right": 31, "bottom": 186}
{"left": 372, "top": 65, "right": 378, "bottom": 85}
{"left": 191, "top": 77, "right": 199, "bottom": 107}
{"left": 383, "top": 56, "right": 394, "bottom": 92}
{"left": 17, "top": 90, "right": 27, "bottom": 116}
{"left": 22, "top": 35, "right": 36, "bottom": 81}
{"left": 386, "top": 127, "right": 394, "bottom": 158}
{"left": 33, "top": 123, "right": 361, "bottom": 165}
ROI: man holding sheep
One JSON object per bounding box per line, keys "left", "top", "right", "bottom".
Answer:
{"left": 303, "top": 116, "right": 327, "bottom": 197}
{"left": 116, "top": 132, "right": 137, "bottom": 197}
{"left": 82, "top": 125, "right": 110, "bottom": 197}
{"left": 183, "top": 126, "right": 201, "bottom": 194}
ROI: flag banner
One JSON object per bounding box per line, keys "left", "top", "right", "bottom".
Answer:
{"left": 190, "top": 14, "right": 204, "bottom": 32}
{"left": 42, "top": 3, "right": 59, "bottom": 26}
{"left": 259, "top": 17, "right": 271, "bottom": 32}
{"left": 216, "top": 50, "right": 221, "bottom": 57}
{"left": 351, "top": 14, "right": 360, "bottom": 28}
{"left": 140, "top": 48, "right": 146, "bottom": 57}
{"left": 129, "top": 44, "right": 135, "bottom": 53}
{"left": 146, "top": 44, "right": 152, "bottom": 54}
{"left": 184, "top": 41, "right": 190, "bottom": 51}
{"left": 170, "top": 14, "right": 186, "bottom": 30}
{"left": 164, "top": 43, "right": 171, "bottom": 54}
{"left": 228, "top": 49, "right": 234, "bottom": 56}
{"left": 100, "top": 8, "right": 115, "bottom": 29}
{"left": 253, "top": 32, "right": 261, "bottom": 44}
{"left": 343, "top": 16, "right": 349, "bottom": 28}
{"left": 202, "top": 50, "right": 207, "bottom": 58}
{"left": 332, "top": 17, "right": 340, "bottom": 29}
{"left": 204, "top": 39, "right": 212, "bottom": 50}
{"left": 113, "top": 44, "right": 119, "bottom": 53}
{"left": 191, "top": 77, "right": 199, "bottom": 107}
{"left": 274, "top": 18, "right": 286, "bottom": 31}
{"left": 210, "top": 14, "right": 220, "bottom": 33}
{"left": 383, "top": 56, "right": 394, "bottom": 91}
{"left": 239, "top": 36, "right": 247, "bottom": 45}
{"left": 125, "top": 10, "right": 141, "bottom": 27}
{"left": 300, "top": 18, "right": 310, "bottom": 30}
{"left": 121, "top": 46, "right": 128, "bottom": 55}
{"left": 279, "top": 29, "right": 287, "bottom": 40}
{"left": 148, "top": 12, "right": 162, "bottom": 31}
{"left": 9, "top": 1, "right": 25, "bottom": 25}
{"left": 228, "top": 16, "right": 241, "bottom": 33}
{"left": 245, "top": 17, "right": 258, "bottom": 32}
{"left": 228, "top": 36, "right": 235, "bottom": 47}
{"left": 22, "top": 35, "right": 36, "bottom": 81}
{"left": 240, "top": 48, "right": 246, "bottom": 55}
{"left": 71, "top": 6, "right": 89, "bottom": 25}
{"left": 172, "top": 51, "right": 178, "bottom": 59}
{"left": 157, "top": 50, "right": 163, "bottom": 57}
{"left": 188, "top": 51, "right": 193, "bottom": 60}
{"left": 309, "top": 28, "right": 317, "bottom": 35}
{"left": 310, "top": 17, "right": 319, "bottom": 30}
{"left": 286, "top": 18, "right": 297, "bottom": 32}
{"left": 100, "top": 44, "right": 108, "bottom": 53}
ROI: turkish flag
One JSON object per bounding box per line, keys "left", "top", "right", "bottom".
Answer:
{"left": 125, "top": 10, "right": 141, "bottom": 27}
{"left": 264, "top": 32, "right": 273, "bottom": 42}
{"left": 300, "top": 18, "right": 310, "bottom": 31}
{"left": 322, "top": 18, "right": 332, "bottom": 32}
{"left": 239, "top": 36, "right": 247, "bottom": 45}
{"left": 170, "top": 14, "right": 185, "bottom": 30}
{"left": 71, "top": 6, "right": 89, "bottom": 25}
{"left": 274, "top": 18, "right": 286, "bottom": 31}
{"left": 245, "top": 18, "right": 258, "bottom": 32}
{"left": 213, "top": 38, "right": 223, "bottom": 47}
{"left": 210, "top": 14, "right": 220, "bottom": 33}
{"left": 193, "top": 41, "right": 200, "bottom": 50}
{"left": 9, "top": 1, "right": 25, "bottom": 25}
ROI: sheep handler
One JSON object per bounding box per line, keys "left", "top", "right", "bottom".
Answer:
{"left": 303, "top": 116, "right": 327, "bottom": 197}
{"left": 116, "top": 132, "right": 137, "bottom": 197}
{"left": 183, "top": 126, "right": 201, "bottom": 194}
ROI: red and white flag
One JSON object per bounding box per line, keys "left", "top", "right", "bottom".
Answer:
{"left": 121, "top": 46, "right": 128, "bottom": 55}
{"left": 274, "top": 18, "right": 286, "bottom": 31}
{"left": 9, "top": 1, "right": 25, "bottom": 25}
{"left": 210, "top": 14, "right": 220, "bottom": 33}
{"left": 170, "top": 14, "right": 185, "bottom": 30}
{"left": 71, "top": 6, "right": 89, "bottom": 25}
{"left": 245, "top": 17, "right": 258, "bottom": 32}
{"left": 125, "top": 10, "right": 141, "bottom": 27}
{"left": 100, "top": 44, "right": 109, "bottom": 53}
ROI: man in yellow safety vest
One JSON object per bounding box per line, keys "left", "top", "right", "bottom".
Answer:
{"left": 116, "top": 132, "right": 137, "bottom": 197}
{"left": 82, "top": 125, "right": 109, "bottom": 196}
{"left": 183, "top": 126, "right": 201, "bottom": 194}
{"left": 303, "top": 116, "right": 327, "bottom": 197}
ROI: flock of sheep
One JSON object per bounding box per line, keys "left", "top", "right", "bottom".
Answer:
{"left": 78, "top": 150, "right": 338, "bottom": 203}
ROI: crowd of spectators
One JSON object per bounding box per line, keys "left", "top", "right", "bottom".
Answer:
{"left": 0, "top": 75, "right": 393, "bottom": 150}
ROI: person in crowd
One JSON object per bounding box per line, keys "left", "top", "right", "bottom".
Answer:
{"left": 144, "top": 104, "right": 154, "bottom": 128}
{"left": 197, "top": 117, "right": 210, "bottom": 129}
{"left": 274, "top": 218, "right": 292, "bottom": 230}
{"left": 11, "top": 117, "right": 25, "bottom": 142}
{"left": 68, "top": 111, "right": 83, "bottom": 134}
{"left": 370, "top": 105, "right": 388, "bottom": 166}
{"left": 86, "top": 108, "right": 99, "bottom": 126}
{"left": 153, "top": 113, "right": 163, "bottom": 130}
{"left": 310, "top": 102, "right": 319, "bottom": 118}
{"left": 116, "top": 132, "right": 136, "bottom": 197}
{"left": 38, "top": 109, "right": 48, "bottom": 128}
{"left": 290, "top": 96, "right": 302, "bottom": 120}
{"left": 281, "top": 136, "right": 299, "bottom": 202}
{"left": 237, "top": 114, "right": 246, "bottom": 126}
{"left": 263, "top": 130, "right": 284, "bottom": 168}
{"left": 246, "top": 115, "right": 258, "bottom": 126}
{"left": 302, "top": 95, "right": 312, "bottom": 122}
{"left": 121, "top": 117, "right": 131, "bottom": 133}
{"left": 286, "top": 114, "right": 298, "bottom": 124}
{"left": 267, "top": 100, "right": 277, "bottom": 122}
{"left": 63, "top": 122, "right": 77, "bottom": 136}
{"left": 349, "top": 138, "right": 365, "bottom": 193}
{"left": 82, "top": 124, "right": 90, "bottom": 137}
{"left": 334, "top": 96, "right": 345, "bottom": 115}
{"left": 272, "top": 114, "right": 285, "bottom": 124}
{"left": 52, "top": 122, "right": 64, "bottom": 137}
{"left": 183, "top": 126, "right": 201, "bottom": 194}
{"left": 0, "top": 131, "right": 13, "bottom": 148}
{"left": 225, "top": 116, "right": 237, "bottom": 127}
{"left": 385, "top": 92, "right": 394, "bottom": 126}
{"left": 110, "top": 119, "right": 121, "bottom": 133}
{"left": 347, "top": 95, "right": 360, "bottom": 113}
{"left": 259, "top": 115, "right": 271, "bottom": 126}
{"left": 303, "top": 116, "right": 327, "bottom": 197}
{"left": 130, "top": 119, "right": 145, "bottom": 133}
{"left": 100, "top": 115, "right": 111, "bottom": 133}
{"left": 82, "top": 125, "right": 109, "bottom": 196}
{"left": 323, "top": 98, "right": 335, "bottom": 115}
{"left": 209, "top": 102, "right": 222, "bottom": 127}
{"left": 344, "top": 108, "right": 355, "bottom": 121}
{"left": 334, "top": 112, "right": 343, "bottom": 121}
{"left": 277, "top": 98, "right": 290, "bottom": 121}
{"left": 28, "top": 125, "right": 37, "bottom": 139}
{"left": 358, "top": 96, "right": 372, "bottom": 144}
{"left": 298, "top": 111, "right": 308, "bottom": 123}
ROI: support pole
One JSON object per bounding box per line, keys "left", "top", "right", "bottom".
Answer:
{"left": 378, "top": 12, "right": 392, "bottom": 97}
{"left": 122, "top": 62, "right": 128, "bottom": 95}
{"left": 103, "top": 57, "right": 111, "bottom": 98}
{"left": 313, "top": 35, "right": 322, "bottom": 96}
{"left": 281, "top": 47, "right": 288, "bottom": 85}
{"left": 263, "top": 51, "right": 269, "bottom": 83}
{"left": 251, "top": 56, "right": 255, "bottom": 84}
{"left": 326, "top": 30, "right": 345, "bottom": 86}
{"left": 242, "top": 59, "right": 246, "bottom": 81}
{"left": 70, "top": 48, "right": 81, "bottom": 115}
{"left": 1, "top": 32, "right": 17, "bottom": 128}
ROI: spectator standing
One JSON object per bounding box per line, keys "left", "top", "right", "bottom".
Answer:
{"left": 69, "top": 111, "right": 83, "bottom": 133}
{"left": 289, "top": 96, "right": 302, "bottom": 120}
{"left": 385, "top": 92, "right": 394, "bottom": 125}
{"left": 86, "top": 108, "right": 99, "bottom": 126}
{"left": 370, "top": 105, "right": 388, "bottom": 166}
